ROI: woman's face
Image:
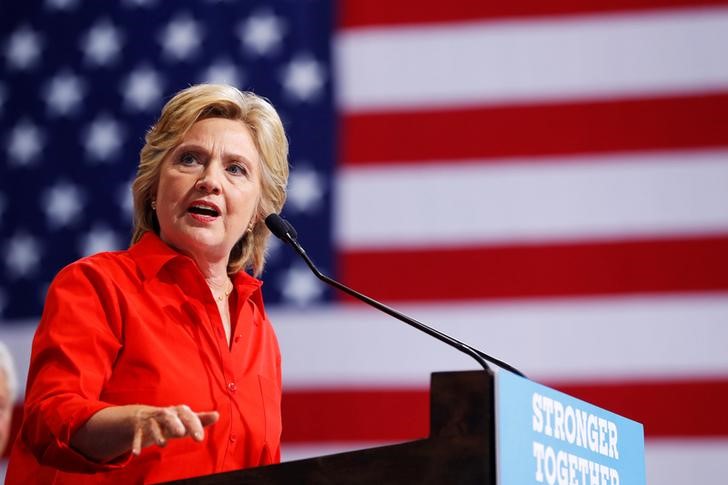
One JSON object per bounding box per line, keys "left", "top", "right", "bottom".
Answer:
{"left": 155, "top": 117, "right": 262, "bottom": 264}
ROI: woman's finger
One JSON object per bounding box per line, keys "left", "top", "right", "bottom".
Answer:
{"left": 156, "top": 408, "right": 186, "bottom": 438}
{"left": 175, "top": 405, "right": 204, "bottom": 441}
{"left": 197, "top": 411, "right": 220, "bottom": 428}
{"left": 148, "top": 415, "right": 167, "bottom": 447}
{"left": 132, "top": 425, "right": 143, "bottom": 456}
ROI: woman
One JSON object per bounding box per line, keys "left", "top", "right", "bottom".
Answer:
{"left": 6, "top": 84, "right": 289, "bottom": 484}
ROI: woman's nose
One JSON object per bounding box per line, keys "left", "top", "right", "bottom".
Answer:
{"left": 195, "top": 164, "right": 223, "bottom": 194}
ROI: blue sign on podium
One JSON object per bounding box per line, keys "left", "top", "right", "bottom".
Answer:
{"left": 496, "top": 372, "right": 645, "bottom": 485}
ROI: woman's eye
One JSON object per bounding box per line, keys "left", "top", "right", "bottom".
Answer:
{"left": 227, "top": 163, "right": 248, "bottom": 176}
{"left": 179, "top": 153, "right": 199, "bottom": 165}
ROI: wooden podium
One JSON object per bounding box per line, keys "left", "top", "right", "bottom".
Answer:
{"left": 165, "top": 371, "right": 496, "bottom": 485}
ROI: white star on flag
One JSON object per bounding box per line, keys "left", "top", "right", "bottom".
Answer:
{"left": 281, "top": 54, "right": 326, "bottom": 102}
{"left": 121, "top": 0, "right": 157, "bottom": 7}
{"left": 160, "top": 14, "right": 203, "bottom": 61}
{"left": 44, "top": 71, "right": 86, "bottom": 117}
{"left": 5, "top": 26, "right": 43, "bottom": 70}
{"left": 280, "top": 265, "right": 324, "bottom": 306}
{"left": 239, "top": 10, "right": 286, "bottom": 57}
{"left": 5, "top": 232, "right": 42, "bottom": 278}
{"left": 79, "top": 226, "right": 122, "bottom": 257}
{"left": 43, "top": 181, "right": 85, "bottom": 229}
{"left": 82, "top": 19, "right": 123, "bottom": 67}
{"left": 287, "top": 165, "right": 325, "bottom": 213}
{"left": 122, "top": 65, "right": 164, "bottom": 111}
{"left": 7, "top": 120, "right": 45, "bottom": 167}
{"left": 45, "top": 0, "right": 80, "bottom": 10}
{"left": 201, "top": 59, "right": 244, "bottom": 87}
{"left": 84, "top": 115, "right": 124, "bottom": 163}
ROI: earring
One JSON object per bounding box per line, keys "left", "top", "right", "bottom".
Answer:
{"left": 151, "top": 199, "right": 157, "bottom": 210}
{"left": 247, "top": 221, "right": 255, "bottom": 234}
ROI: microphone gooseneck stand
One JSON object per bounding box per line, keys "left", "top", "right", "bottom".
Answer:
{"left": 265, "top": 214, "right": 526, "bottom": 378}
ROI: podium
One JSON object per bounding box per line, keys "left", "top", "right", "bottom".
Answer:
{"left": 165, "top": 370, "right": 644, "bottom": 485}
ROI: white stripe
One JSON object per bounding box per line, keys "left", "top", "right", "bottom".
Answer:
{"left": 282, "top": 438, "right": 728, "bottom": 485}
{"left": 270, "top": 293, "right": 728, "bottom": 388}
{"left": 335, "top": 149, "right": 728, "bottom": 249}
{"left": 646, "top": 438, "right": 728, "bottom": 485}
{"left": 5, "top": 294, "right": 726, "bottom": 391}
{"left": 336, "top": 8, "right": 728, "bottom": 111}
{"left": 282, "top": 441, "right": 404, "bottom": 462}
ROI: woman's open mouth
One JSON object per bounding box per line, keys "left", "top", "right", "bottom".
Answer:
{"left": 187, "top": 201, "right": 221, "bottom": 222}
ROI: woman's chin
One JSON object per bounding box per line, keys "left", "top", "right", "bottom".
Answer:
{"left": 164, "top": 229, "right": 231, "bottom": 261}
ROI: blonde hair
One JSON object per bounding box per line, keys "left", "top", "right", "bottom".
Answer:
{"left": 131, "top": 84, "right": 289, "bottom": 276}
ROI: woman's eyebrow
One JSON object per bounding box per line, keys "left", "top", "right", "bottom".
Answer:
{"left": 174, "top": 142, "right": 253, "bottom": 164}
{"left": 173, "top": 142, "right": 205, "bottom": 153}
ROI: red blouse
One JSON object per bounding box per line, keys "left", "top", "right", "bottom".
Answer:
{"left": 6, "top": 232, "right": 282, "bottom": 484}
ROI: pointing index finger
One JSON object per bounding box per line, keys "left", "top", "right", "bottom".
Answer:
{"left": 197, "top": 411, "right": 220, "bottom": 428}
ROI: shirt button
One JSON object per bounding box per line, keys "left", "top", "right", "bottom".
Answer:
{"left": 229, "top": 434, "right": 237, "bottom": 443}
{"left": 234, "top": 335, "right": 241, "bottom": 343}
{"left": 228, "top": 382, "right": 237, "bottom": 392}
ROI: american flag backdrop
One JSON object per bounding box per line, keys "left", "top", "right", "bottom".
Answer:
{"left": 2, "top": 0, "right": 728, "bottom": 483}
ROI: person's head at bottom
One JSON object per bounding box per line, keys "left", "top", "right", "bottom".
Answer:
{"left": 0, "top": 341, "right": 18, "bottom": 455}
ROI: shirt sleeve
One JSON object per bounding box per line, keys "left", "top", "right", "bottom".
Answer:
{"left": 20, "top": 258, "right": 133, "bottom": 472}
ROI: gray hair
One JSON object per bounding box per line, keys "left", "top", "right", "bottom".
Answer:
{"left": 0, "top": 341, "right": 18, "bottom": 402}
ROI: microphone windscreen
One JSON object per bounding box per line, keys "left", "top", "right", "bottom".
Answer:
{"left": 283, "top": 219, "right": 298, "bottom": 240}
{"left": 265, "top": 214, "right": 292, "bottom": 241}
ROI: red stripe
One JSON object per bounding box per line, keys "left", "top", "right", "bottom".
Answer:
{"left": 281, "top": 377, "right": 728, "bottom": 442}
{"left": 282, "top": 389, "right": 429, "bottom": 443}
{"left": 552, "top": 377, "right": 728, "bottom": 437}
{"left": 340, "top": 0, "right": 728, "bottom": 29}
{"left": 341, "top": 92, "right": 728, "bottom": 165}
{"left": 339, "top": 234, "right": 728, "bottom": 302}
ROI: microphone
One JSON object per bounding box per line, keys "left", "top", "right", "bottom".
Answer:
{"left": 265, "top": 213, "right": 526, "bottom": 377}
{"left": 266, "top": 212, "right": 297, "bottom": 241}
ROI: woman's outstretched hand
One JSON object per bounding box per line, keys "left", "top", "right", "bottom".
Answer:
{"left": 71, "top": 404, "right": 220, "bottom": 463}
{"left": 130, "top": 405, "right": 219, "bottom": 455}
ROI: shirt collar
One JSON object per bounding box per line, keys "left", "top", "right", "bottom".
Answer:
{"left": 232, "top": 268, "right": 263, "bottom": 294}
{"left": 129, "top": 232, "right": 188, "bottom": 281}
{"left": 129, "top": 232, "right": 264, "bottom": 293}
